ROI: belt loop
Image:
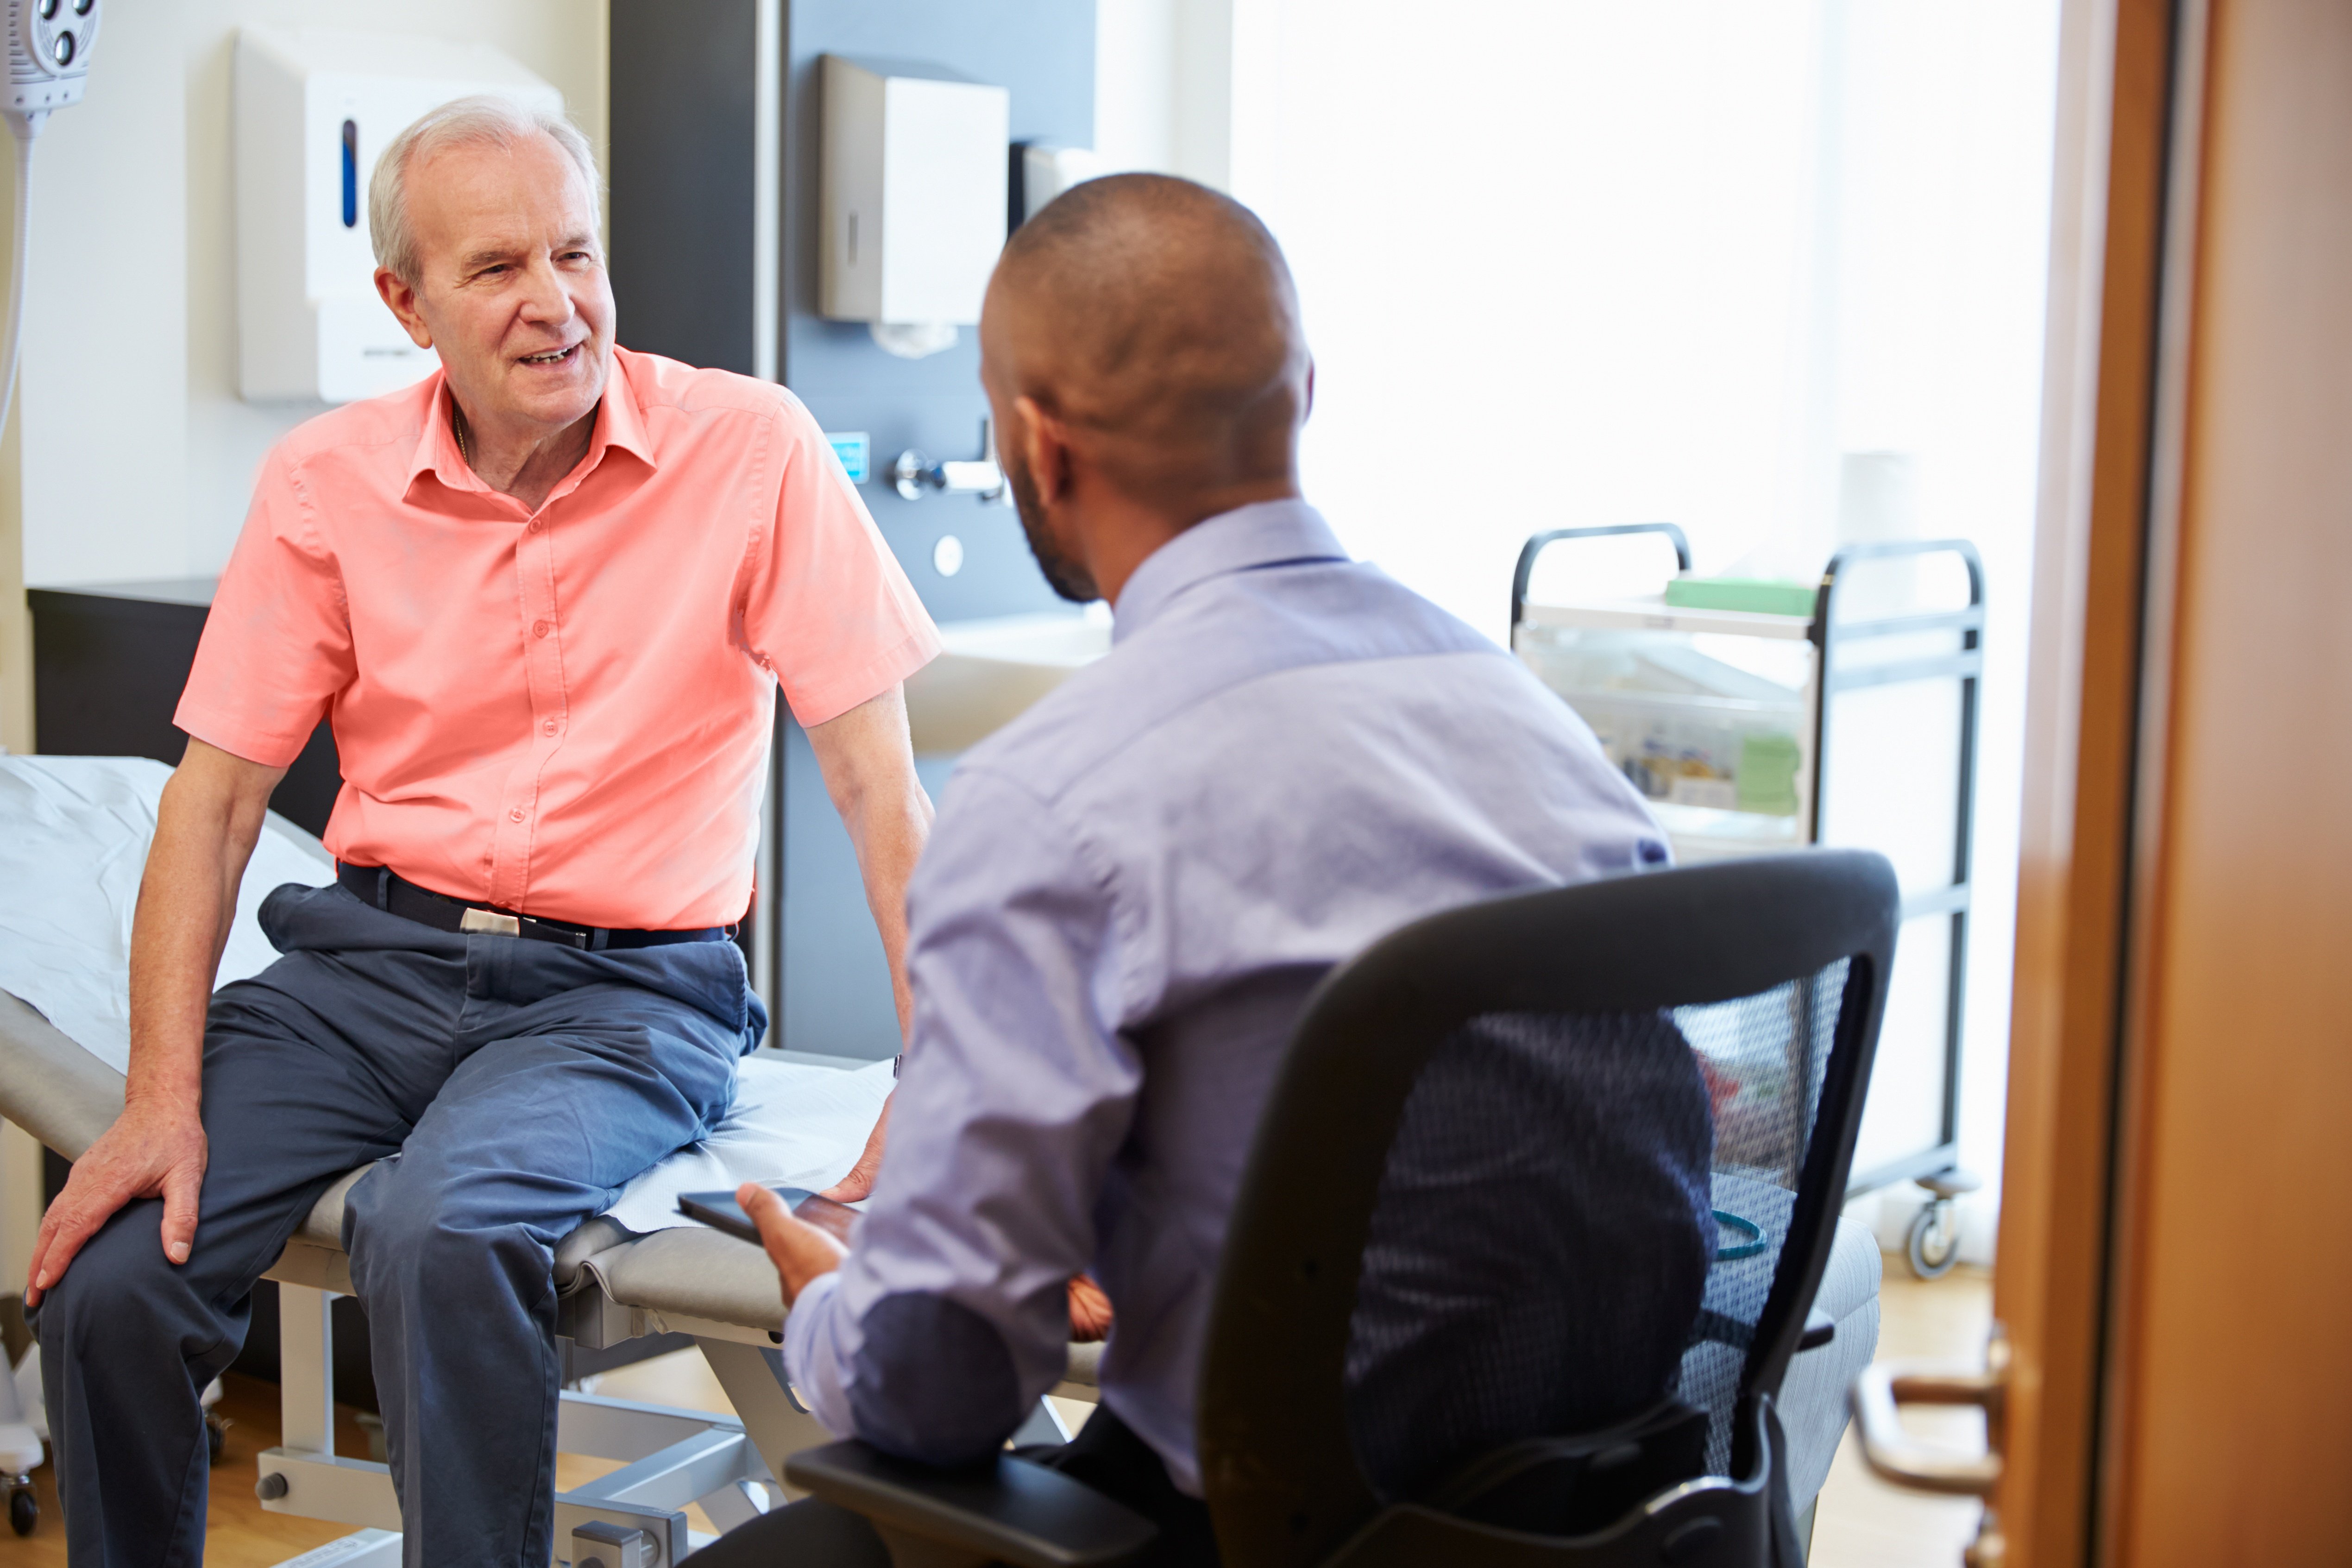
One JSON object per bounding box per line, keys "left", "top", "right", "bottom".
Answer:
{"left": 375, "top": 867, "right": 390, "bottom": 912}
{"left": 589, "top": 926, "right": 610, "bottom": 952}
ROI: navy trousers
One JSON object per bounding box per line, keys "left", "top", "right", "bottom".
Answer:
{"left": 31, "top": 882, "right": 762, "bottom": 1568}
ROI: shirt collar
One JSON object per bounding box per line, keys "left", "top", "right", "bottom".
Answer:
{"left": 402, "top": 347, "right": 659, "bottom": 506}
{"left": 1112, "top": 499, "right": 1350, "bottom": 643}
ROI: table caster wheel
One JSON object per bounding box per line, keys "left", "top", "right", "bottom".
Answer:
{"left": 1907, "top": 1198, "right": 1962, "bottom": 1279}
{"left": 10, "top": 1483, "right": 37, "bottom": 1537}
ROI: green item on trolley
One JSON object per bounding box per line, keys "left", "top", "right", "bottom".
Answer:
{"left": 1736, "top": 732, "right": 1803, "bottom": 816}
{"left": 1664, "top": 576, "right": 1820, "bottom": 618}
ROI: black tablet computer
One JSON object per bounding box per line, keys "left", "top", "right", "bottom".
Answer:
{"left": 677, "top": 1185, "right": 812, "bottom": 1246}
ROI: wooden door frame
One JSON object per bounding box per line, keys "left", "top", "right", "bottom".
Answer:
{"left": 1996, "top": 0, "right": 2206, "bottom": 1562}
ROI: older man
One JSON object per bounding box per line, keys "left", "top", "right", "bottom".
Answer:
{"left": 690, "top": 175, "right": 1672, "bottom": 1566}
{"left": 25, "top": 98, "right": 937, "bottom": 1568}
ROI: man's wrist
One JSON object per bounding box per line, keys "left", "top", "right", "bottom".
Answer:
{"left": 121, "top": 1081, "right": 202, "bottom": 1120}
{"left": 776, "top": 1222, "right": 849, "bottom": 1305}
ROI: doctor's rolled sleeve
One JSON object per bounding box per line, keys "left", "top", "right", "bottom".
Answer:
{"left": 784, "top": 765, "right": 1129, "bottom": 1462}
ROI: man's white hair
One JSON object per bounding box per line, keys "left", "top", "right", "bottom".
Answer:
{"left": 369, "top": 95, "right": 602, "bottom": 286}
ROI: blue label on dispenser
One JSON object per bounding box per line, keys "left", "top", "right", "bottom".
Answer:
{"left": 827, "top": 432, "right": 871, "bottom": 485}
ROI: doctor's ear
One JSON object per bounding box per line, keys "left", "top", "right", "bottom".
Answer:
{"left": 376, "top": 267, "right": 435, "bottom": 351}
{"left": 1012, "top": 395, "right": 1071, "bottom": 505}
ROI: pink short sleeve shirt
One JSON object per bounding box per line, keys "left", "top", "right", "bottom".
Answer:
{"left": 176, "top": 347, "right": 941, "bottom": 930}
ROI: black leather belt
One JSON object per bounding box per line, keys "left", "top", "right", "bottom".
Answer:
{"left": 337, "top": 863, "right": 732, "bottom": 951}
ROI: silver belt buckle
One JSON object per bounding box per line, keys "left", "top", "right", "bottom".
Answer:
{"left": 459, "top": 907, "right": 522, "bottom": 937}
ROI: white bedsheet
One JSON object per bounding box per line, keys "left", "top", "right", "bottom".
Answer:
{"left": 0, "top": 754, "right": 889, "bottom": 1238}
{"left": 0, "top": 756, "right": 333, "bottom": 1075}
{"left": 600, "top": 1055, "right": 894, "bottom": 1234}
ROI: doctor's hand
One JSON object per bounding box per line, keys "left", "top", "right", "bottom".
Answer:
{"left": 818, "top": 1092, "right": 892, "bottom": 1203}
{"left": 1068, "top": 1275, "right": 1114, "bottom": 1343}
{"left": 26, "top": 1096, "right": 208, "bottom": 1307}
{"left": 742, "top": 1181, "right": 850, "bottom": 1308}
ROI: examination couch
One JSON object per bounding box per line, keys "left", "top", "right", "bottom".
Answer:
{"left": 0, "top": 756, "right": 1880, "bottom": 1564}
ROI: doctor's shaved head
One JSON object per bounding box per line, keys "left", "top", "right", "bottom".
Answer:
{"left": 981, "top": 175, "right": 1311, "bottom": 600}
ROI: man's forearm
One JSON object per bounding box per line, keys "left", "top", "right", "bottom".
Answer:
{"left": 845, "top": 784, "right": 930, "bottom": 1037}
{"left": 806, "top": 686, "right": 934, "bottom": 1038}
{"left": 126, "top": 743, "right": 283, "bottom": 1110}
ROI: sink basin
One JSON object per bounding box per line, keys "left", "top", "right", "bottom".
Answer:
{"left": 904, "top": 610, "right": 1113, "bottom": 755}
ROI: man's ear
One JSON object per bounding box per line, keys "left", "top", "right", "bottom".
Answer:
{"left": 1013, "top": 395, "right": 1069, "bottom": 504}
{"left": 375, "top": 268, "right": 434, "bottom": 350}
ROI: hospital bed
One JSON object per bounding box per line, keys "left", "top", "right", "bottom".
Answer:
{"left": 0, "top": 755, "right": 1877, "bottom": 1565}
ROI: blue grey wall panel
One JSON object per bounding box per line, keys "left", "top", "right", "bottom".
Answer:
{"left": 776, "top": 0, "right": 1095, "bottom": 1059}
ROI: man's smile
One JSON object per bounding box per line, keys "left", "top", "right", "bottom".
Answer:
{"left": 516, "top": 343, "right": 582, "bottom": 367}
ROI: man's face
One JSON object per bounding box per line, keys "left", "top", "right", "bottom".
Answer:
{"left": 390, "top": 134, "right": 613, "bottom": 436}
{"left": 996, "top": 425, "right": 1099, "bottom": 604}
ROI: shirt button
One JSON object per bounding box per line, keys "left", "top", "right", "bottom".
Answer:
{"left": 509, "top": 807, "right": 526, "bottom": 822}
{"left": 542, "top": 718, "right": 559, "bottom": 736}
{"left": 532, "top": 620, "right": 550, "bottom": 639}
{"left": 527, "top": 518, "right": 545, "bottom": 534}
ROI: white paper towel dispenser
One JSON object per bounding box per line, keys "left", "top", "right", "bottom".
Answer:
{"left": 234, "top": 27, "right": 564, "bottom": 403}
{"left": 819, "top": 55, "right": 1009, "bottom": 357}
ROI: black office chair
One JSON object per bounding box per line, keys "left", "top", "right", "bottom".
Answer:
{"left": 786, "top": 849, "right": 1900, "bottom": 1568}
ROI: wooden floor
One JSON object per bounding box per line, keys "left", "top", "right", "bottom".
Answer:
{"left": 0, "top": 1375, "right": 382, "bottom": 1568}
{"left": 0, "top": 1260, "right": 1991, "bottom": 1566}
{"left": 1809, "top": 1264, "right": 1994, "bottom": 1568}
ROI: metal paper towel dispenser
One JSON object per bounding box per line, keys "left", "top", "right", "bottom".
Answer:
{"left": 819, "top": 55, "right": 1009, "bottom": 356}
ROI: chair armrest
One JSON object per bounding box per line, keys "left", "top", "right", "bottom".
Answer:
{"left": 784, "top": 1441, "right": 1159, "bottom": 1568}
{"left": 1799, "top": 1304, "right": 1836, "bottom": 1352}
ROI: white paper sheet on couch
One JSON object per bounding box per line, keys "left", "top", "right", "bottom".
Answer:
{"left": 0, "top": 756, "right": 334, "bottom": 1075}
{"left": 599, "top": 1056, "right": 897, "bottom": 1235}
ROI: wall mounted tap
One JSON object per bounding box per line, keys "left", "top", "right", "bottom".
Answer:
{"left": 893, "top": 418, "right": 1010, "bottom": 505}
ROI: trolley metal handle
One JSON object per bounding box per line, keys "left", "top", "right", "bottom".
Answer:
{"left": 1816, "top": 536, "right": 1987, "bottom": 639}
{"left": 1510, "top": 523, "right": 1692, "bottom": 633}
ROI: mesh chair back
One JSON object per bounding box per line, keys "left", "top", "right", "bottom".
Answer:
{"left": 1674, "top": 963, "right": 1850, "bottom": 1474}
{"left": 1196, "top": 851, "right": 1897, "bottom": 1568}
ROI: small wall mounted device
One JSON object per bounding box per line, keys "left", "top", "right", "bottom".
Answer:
{"left": 1013, "top": 141, "right": 1100, "bottom": 225}
{"left": 234, "top": 27, "right": 563, "bottom": 403}
{"left": 7, "top": 0, "right": 98, "bottom": 134}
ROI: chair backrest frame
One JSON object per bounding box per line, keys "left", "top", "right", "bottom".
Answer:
{"left": 1195, "top": 850, "right": 1899, "bottom": 1567}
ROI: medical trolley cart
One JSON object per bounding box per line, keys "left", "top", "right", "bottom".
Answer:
{"left": 1510, "top": 524, "right": 1986, "bottom": 1277}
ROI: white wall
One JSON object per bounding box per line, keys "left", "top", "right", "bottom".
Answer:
{"left": 11, "top": 0, "right": 607, "bottom": 589}
{"left": 1095, "top": 0, "right": 1230, "bottom": 187}
{"left": 14, "top": 0, "right": 188, "bottom": 589}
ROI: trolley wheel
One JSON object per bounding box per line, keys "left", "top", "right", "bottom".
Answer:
{"left": 1906, "top": 1199, "right": 1962, "bottom": 1279}
{"left": 10, "top": 1484, "right": 36, "bottom": 1537}
{"left": 206, "top": 1413, "right": 231, "bottom": 1467}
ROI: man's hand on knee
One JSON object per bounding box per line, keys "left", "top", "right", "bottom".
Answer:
{"left": 25, "top": 1100, "right": 208, "bottom": 1304}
